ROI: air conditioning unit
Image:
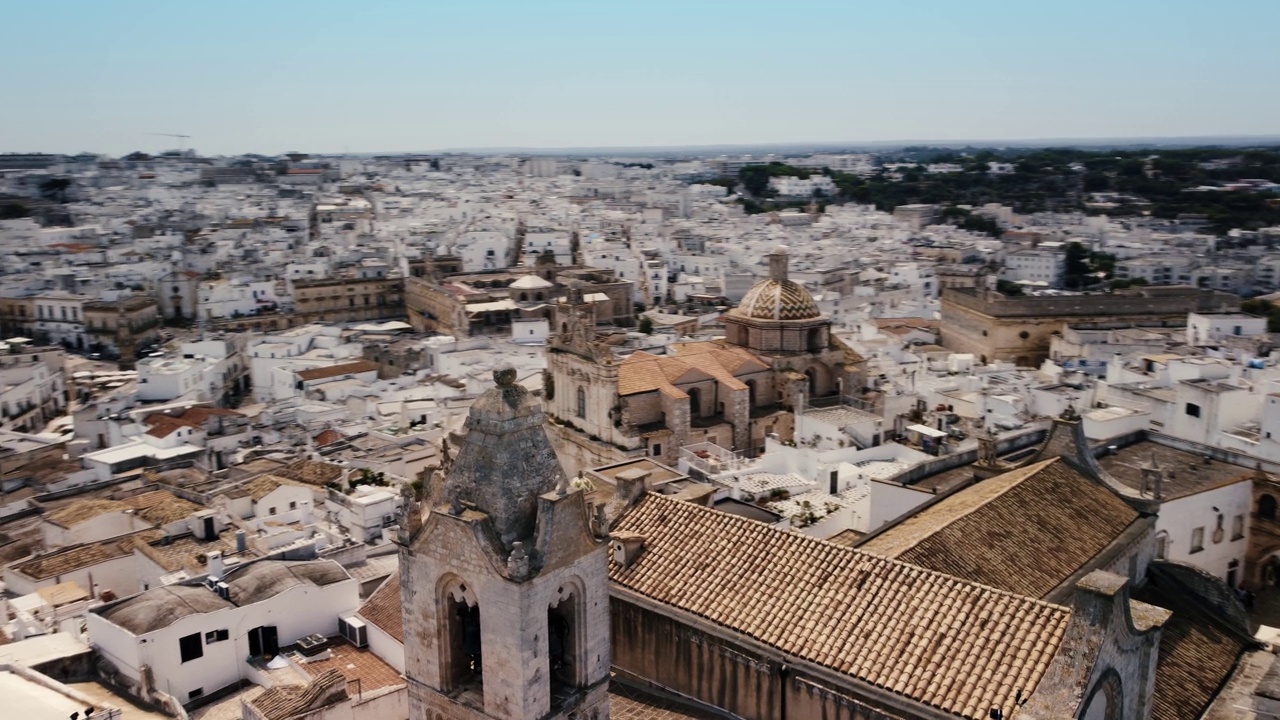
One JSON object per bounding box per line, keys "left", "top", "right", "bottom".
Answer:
{"left": 339, "top": 616, "right": 367, "bottom": 648}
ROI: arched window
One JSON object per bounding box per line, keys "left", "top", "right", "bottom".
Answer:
{"left": 438, "top": 577, "right": 483, "bottom": 697}
{"left": 804, "top": 368, "right": 817, "bottom": 398}
{"left": 547, "top": 580, "right": 587, "bottom": 697}
{"left": 745, "top": 379, "right": 758, "bottom": 407}
{"left": 807, "top": 327, "right": 823, "bottom": 352}
{"left": 520, "top": 292, "right": 529, "bottom": 302}
{"left": 576, "top": 387, "right": 586, "bottom": 419}
{"left": 1260, "top": 494, "right": 1277, "bottom": 521}
{"left": 687, "top": 387, "right": 702, "bottom": 418}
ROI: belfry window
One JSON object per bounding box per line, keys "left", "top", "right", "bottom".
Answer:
{"left": 547, "top": 584, "right": 584, "bottom": 707}
{"left": 441, "top": 583, "right": 483, "bottom": 699}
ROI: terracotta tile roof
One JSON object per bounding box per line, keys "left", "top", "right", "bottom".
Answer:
{"left": 358, "top": 572, "right": 403, "bottom": 643}
{"left": 275, "top": 459, "right": 345, "bottom": 486}
{"left": 250, "top": 669, "right": 348, "bottom": 720}
{"left": 313, "top": 428, "right": 344, "bottom": 447}
{"left": 617, "top": 342, "right": 766, "bottom": 398}
{"left": 611, "top": 494, "right": 1070, "bottom": 719}
{"left": 296, "top": 639, "right": 403, "bottom": 692}
{"left": 857, "top": 458, "right": 1141, "bottom": 599}
{"left": 296, "top": 361, "right": 379, "bottom": 382}
{"left": 13, "top": 531, "right": 159, "bottom": 579}
{"left": 144, "top": 416, "right": 188, "bottom": 438}
{"left": 244, "top": 474, "right": 311, "bottom": 501}
{"left": 123, "top": 489, "right": 200, "bottom": 525}
{"left": 1132, "top": 567, "right": 1252, "bottom": 720}
{"left": 45, "top": 498, "right": 131, "bottom": 528}
{"left": 143, "top": 406, "right": 243, "bottom": 438}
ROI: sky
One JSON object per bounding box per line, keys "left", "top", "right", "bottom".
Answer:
{"left": 2, "top": 0, "right": 1278, "bottom": 156}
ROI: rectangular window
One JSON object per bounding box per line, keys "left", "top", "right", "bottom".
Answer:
{"left": 289, "top": 501, "right": 297, "bottom": 510}
{"left": 1185, "top": 403, "right": 1201, "bottom": 418}
{"left": 1232, "top": 515, "right": 1245, "bottom": 541}
{"left": 188, "top": 688, "right": 204, "bottom": 701}
{"left": 179, "top": 632, "right": 203, "bottom": 662}
{"left": 651, "top": 443, "right": 661, "bottom": 457}
{"left": 205, "top": 629, "right": 229, "bottom": 643}
{"left": 268, "top": 506, "right": 277, "bottom": 515}
{"left": 1190, "top": 527, "right": 1205, "bottom": 554}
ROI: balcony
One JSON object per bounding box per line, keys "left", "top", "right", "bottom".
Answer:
{"left": 680, "top": 442, "right": 754, "bottom": 477}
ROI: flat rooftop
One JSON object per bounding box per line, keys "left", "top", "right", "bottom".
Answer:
{"left": 1098, "top": 440, "right": 1254, "bottom": 500}
{"left": 2, "top": 669, "right": 109, "bottom": 719}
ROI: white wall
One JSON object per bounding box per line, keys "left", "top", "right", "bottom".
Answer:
{"left": 42, "top": 511, "right": 152, "bottom": 548}
{"left": 87, "top": 573, "right": 359, "bottom": 703}
{"left": 1157, "top": 480, "right": 1252, "bottom": 584}
{"left": 867, "top": 481, "right": 934, "bottom": 533}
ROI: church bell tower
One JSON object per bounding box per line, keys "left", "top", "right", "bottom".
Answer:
{"left": 399, "top": 364, "right": 611, "bottom": 720}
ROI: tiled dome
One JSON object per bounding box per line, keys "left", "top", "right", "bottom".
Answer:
{"left": 736, "top": 278, "right": 821, "bottom": 321}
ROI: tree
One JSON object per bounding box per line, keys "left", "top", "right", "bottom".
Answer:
{"left": 1063, "top": 242, "right": 1091, "bottom": 289}
{"left": 638, "top": 315, "right": 654, "bottom": 334}
{"left": 38, "top": 178, "right": 72, "bottom": 203}
{"left": 996, "top": 279, "right": 1025, "bottom": 296}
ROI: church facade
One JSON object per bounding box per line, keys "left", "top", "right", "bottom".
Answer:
{"left": 545, "top": 246, "right": 865, "bottom": 476}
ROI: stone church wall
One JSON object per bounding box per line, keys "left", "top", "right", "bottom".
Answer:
{"left": 611, "top": 598, "right": 783, "bottom": 720}
{"left": 786, "top": 676, "right": 906, "bottom": 720}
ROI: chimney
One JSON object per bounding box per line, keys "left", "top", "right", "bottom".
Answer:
{"left": 610, "top": 531, "right": 646, "bottom": 569}
{"left": 235, "top": 529, "right": 247, "bottom": 554}
{"left": 207, "top": 551, "right": 225, "bottom": 579}
{"left": 614, "top": 468, "right": 651, "bottom": 505}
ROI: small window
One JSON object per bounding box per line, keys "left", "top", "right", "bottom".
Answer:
{"left": 179, "top": 632, "right": 203, "bottom": 662}
{"left": 268, "top": 506, "right": 277, "bottom": 515}
{"left": 1190, "top": 527, "right": 1205, "bottom": 554}
{"left": 189, "top": 688, "right": 204, "bottom": 701}
{"left": 651, "top": 443, "right": 661, "bottom": 457}
{"left": 1185, "top": 403, "right": 1201, "bottom": 418}
{"left": 205, "top": 629, "right": 229, "bottom": 643}
{"left": 1261, "top": 494, "right": 1278, "bottom": 521}
{"left": 1232, "top": 515, "right": 1245, "bottom": 541}
{"left": 289, "top": 501, "right": 297, "bottom": 510}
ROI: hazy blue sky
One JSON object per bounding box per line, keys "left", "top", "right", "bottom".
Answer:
{"left": 3, "top": 0, "right": 1277, "bottom": 155}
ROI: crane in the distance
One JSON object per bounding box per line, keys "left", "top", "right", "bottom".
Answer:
{"left": 147, "top": 133, "right": 193, "bottom": 152}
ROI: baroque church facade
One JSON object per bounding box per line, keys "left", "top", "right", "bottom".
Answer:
{"left": 545, "top": 246, "right": 866, "bottom": 475}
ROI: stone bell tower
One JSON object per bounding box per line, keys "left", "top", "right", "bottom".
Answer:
{"left": 399, "top": 364, "right": 611, "bottom": 720}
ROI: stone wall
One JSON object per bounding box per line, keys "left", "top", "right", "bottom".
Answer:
{"left": 940, "top": 287, "right": 1240, "bottom": 364}
{"left": 786, "top": 677, "right": 906, "bottom": 720}
{"left": 611, "top": 598, "right": 783, "bottom": 720}
{"left": 403, "top": 508, "right": 611, "bottom": 720}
